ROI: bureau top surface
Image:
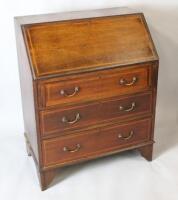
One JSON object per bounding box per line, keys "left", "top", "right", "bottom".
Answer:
{"left": 16, "top": 7, "right": 158, "bottom": 79}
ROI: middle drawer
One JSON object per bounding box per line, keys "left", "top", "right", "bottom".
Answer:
{"left": 40, "top": 92, "right": 152, "bottom": 137}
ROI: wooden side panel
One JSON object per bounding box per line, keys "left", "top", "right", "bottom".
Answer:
{"left": 14, "top": 18, "right": 40, "bottom": 164}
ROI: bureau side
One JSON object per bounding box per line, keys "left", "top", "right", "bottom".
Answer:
{"left": 14, "top": 18, "right": 40, "bottom": 166}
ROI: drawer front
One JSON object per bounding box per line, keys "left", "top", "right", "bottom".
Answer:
{"left": 100, "top": 65, "right": 151, "bottom": 99}
{"left": 42, "top": 118, "right": 151, "bottom": 167}
{"left": 40, "top": 92, "right": 152, "bottom": 137}
{"left": 39, "top": 74, "right": 100, "bottom": 108}
{"left": 39, "top": 64, "right": 151, "bottom": 108}
{"left": 40, "top": 102, "right": 100, "bottom": 136}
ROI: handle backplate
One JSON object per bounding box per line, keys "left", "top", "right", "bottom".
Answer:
{"left": 118, "top": 130, "right": 134, "bottom": 140}
{"left": 63, "top": 144, "right": 81, "bottom": 153}
{"left": 62, "top": 113, "right": 80, "bottom": 125}
{"left": 60, "top": 86, "right": 79, "bottom": 97}
{"left": 119, "top": 102, "right": 136, "bottom": 112}
{"left": 119, "top": 76, "right": 137, "bottom": 86}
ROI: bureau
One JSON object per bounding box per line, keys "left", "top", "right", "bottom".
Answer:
{"left": 15, "top": 7, "right": 159, "bottom": 190}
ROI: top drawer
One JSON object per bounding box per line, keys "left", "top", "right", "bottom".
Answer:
{"left": 38, "top": 73, "right": 100, "bottom": 108}
{"left": 38, "top": 64, "right": 151, "bottom": 108}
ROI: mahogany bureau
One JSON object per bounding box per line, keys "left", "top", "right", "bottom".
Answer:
{"left": 15, "top": 7, "right": 159, "bottom": 190}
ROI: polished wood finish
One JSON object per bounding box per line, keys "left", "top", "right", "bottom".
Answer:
{"left": 15, "top": 18, "right": 40, "bottom": 164}
{"left": 42, "top": 118, "right": 151, "bottom": 167}
{"left": 38, "top": 72, "right": 100, "bottom": 108}
{"left": 15, "top": 7, "right": 159, "bottom": 190}
{"left": 38, "top": 64, "right": 151, "bottom": 108}
{"left": 40, "top": 92, "right": 152, "bottom": 137}
{"left": 23, "top": 15, "right": 157, "bottom": 78}
{"left": 138, "top": 144, "right": 153, "bottom": 161}
{"left": 38, "top": 169, "right": 56, "bottom": 191}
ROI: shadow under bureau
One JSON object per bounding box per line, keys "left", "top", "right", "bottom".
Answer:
{"left": 15, "top": 7, "right": 159, "bottom": 190}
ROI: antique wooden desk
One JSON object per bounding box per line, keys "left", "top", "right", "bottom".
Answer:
{"left": 15, "top": 7, "right": 159, "bottom": 190}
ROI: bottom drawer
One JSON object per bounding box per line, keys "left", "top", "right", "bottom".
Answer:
{"left": 42, "top": 118, "right": 151, "bottom": 167}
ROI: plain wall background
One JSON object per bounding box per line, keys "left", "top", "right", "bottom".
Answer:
{"left": 0, "top": 1, "right": 178, "bottom": 199}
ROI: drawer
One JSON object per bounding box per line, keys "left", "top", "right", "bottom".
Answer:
{"left": 39, "top": 73, "right": 100, "bottom": 108}
{"left": 42, "top": 118, "right": 151, "bottom": 167}
{"left": 100, "top": 65, "right": 151, "bottom": 99}
{"left": 40, "top": 92, "right": 152, "bottom": 137}
{"left": 40, "top": 102, "right": 100, "bottom": 136}
{"left": 38, "top": 64, "right": 151, "bottom": 108}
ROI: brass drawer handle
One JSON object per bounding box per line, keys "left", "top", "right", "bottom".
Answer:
{"left": 119, "top": 76, "right": 137, "bottom": 86}
{"left": 118, "top": 130, "right": 134, "bottom": 140}
{"left": 60, "top": 86, "right": 80, "bottom": 97}
{"left": 119, "top": 102, "right": 136, "bottom": 112}
{"left": 62, "top": 113, "right": 80, "bottom": 124}
{"left": 63, "top": 144, "right": 81, "bottom": 153}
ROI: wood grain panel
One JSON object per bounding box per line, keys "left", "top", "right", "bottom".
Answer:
{"left": 23, "top": 14, "right": 158, "bottom": 78}
{"left": 14, "top": 18, "right": 40, "bottom": 164}
{"left": 100, "top": 64, "right": 151, "bottom": 99}
{"left": 38, "top": 64, "right": 151, "bottom": 108}
{"left": 42, "top": 118, "right": 151, "bottom": 167}
{"left": 40, "top": 92, "right": 152, "bottom": 137}
{"left": 39, "top": 73, "right": 100, "bottom": 108}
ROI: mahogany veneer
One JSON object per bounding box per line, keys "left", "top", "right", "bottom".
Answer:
{"left": 15, "top": 7, "right": 159, "bottom": 190}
